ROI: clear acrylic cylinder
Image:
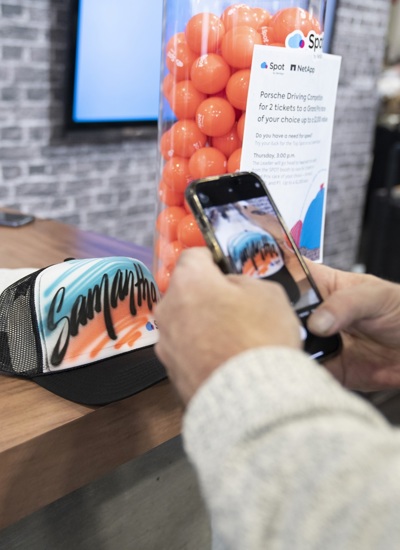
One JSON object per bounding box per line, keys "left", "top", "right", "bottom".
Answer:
{"left": 154, "top": 0, "right": 327, "bottom": 292}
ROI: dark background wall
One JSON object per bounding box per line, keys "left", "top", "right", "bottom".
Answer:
{"left": 0, "top": 0, "right": 391, "bottom": 268}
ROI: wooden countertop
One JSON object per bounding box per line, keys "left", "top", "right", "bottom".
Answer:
{"left": 0, "top": 216, "right": 183, "bottom": 530}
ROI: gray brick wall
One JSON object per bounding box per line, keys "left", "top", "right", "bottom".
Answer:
{"left": 0, "top": 0, "right": 159, "bottom": 248}
{"left": 0, "top": 0, "right": 391, "bottom": 268}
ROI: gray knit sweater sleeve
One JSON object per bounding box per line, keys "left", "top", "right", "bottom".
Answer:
{"left": 183, "top": 347, "right": 400, "bottom": 550}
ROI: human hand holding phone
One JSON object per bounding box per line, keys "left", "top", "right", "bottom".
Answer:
{"left": 304, "top": 261, "right": 400, "bottom": 391}
{"left": 185, "top": 171, "right": 341, "bottom": 363}
{"left": 155, "top": 247, "right": 301, "bottom": 404}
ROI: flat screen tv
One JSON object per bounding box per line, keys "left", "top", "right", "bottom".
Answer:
{"left": 66, "top": 0, "right": 163, "bottom": 131}
{"left": 66, "top": 0, "right": 337, "bottom": 131}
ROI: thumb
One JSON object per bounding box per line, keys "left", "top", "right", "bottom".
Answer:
{"left": 307, "top": 285, "right": 379, "bottom": 336}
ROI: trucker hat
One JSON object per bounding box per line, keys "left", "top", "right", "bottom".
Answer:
{"left": 0, "top": 256, "right": 166, "bottom": 405}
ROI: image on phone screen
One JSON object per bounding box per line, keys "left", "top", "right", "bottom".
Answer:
{"left": 202, "top": 195, "right": 321, "bottom": 314}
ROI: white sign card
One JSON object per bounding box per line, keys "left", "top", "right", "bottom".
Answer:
{"left": 240, "top": 46, "right": 342, "bottom": 261}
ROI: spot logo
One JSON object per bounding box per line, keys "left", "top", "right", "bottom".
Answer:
{"left": 287, "top": 32, "right": 305, "bottom": 49}
{"left": 286, "top": 30, "right": 324, "bottom": 52}
{"left": 261, "top": 61, "right": 285, "bottom": 72}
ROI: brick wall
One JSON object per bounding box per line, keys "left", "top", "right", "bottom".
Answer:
{"left": 0, "top": 0, "right": 159, "bottom": 248}
{"left": 0, "top": 0, "right": 391, "bottom": 268}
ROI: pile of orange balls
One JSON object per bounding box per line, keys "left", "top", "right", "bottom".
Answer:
{"left": 155, "top": 4, "right": 321, "bottom": 292}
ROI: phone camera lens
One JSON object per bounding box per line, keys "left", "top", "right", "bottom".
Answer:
{"left": 199, "top": 193, "right": 209, "bottom": 205}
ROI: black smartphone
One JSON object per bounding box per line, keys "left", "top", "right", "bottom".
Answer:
{"left": 185, "top": 171, "right": 341, "bottom": 362}
{"left": 0, "top": 211, "right": 35, "bottom": 227}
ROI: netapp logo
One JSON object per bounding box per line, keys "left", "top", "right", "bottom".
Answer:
{"left": 290, "top": 64, "right": 315, "bottom": 74}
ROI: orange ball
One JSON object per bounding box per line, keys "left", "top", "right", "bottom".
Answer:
{"left": 271, "top": 7, "right": 316, "bottom": 44}
{"left": 221, "top": 25, "right": 262, "bottom": 69}
{"left": 213, "top": 89, "right": 228, "bottom": 99}
{"left": 154, "top": 235, "right": 168, "bottom": 261}
{"left": 177, "top": 214, "right": 206, "bottom": 247}
{"left": 196, "top": 97, "right": 236, "bottom": 137}
{"left": 189, "top": 147, "right": 227, "bottom": 179}
{"left": 227, "top": 148, "right": 242, "bottom": 172}
{"left": 155, "top": 266, "right": 172, "bottom": 294}
{"left": 311, "top": 16, "right": 322, "bottom": 34}
{"left": 156, "top": 206, "right": 187, "bottom": 241}
{"left": 160, "top": 129, "right": 174, "bottom": 160}
{"left": 221, "top": 4, "right": 258, "bottom": 31}
{"left": 185, "top": 12, "right": 225, "bottom": 54}
{"left": 169, "top": 80, "right": 206, "bottom": 120}
{"left": 237, "top": 112, "right": 246, "bottom": 141}
{"left": 166, "top": 33, "right": 197, "bottom": 81}
{"left": 161, "top": 239, "right": 184, "bottom": 270}
{"left": 211, "top": 123, "right": 241, "bottom": 158}
{"left": 183, "top": 196, "right": 192, "bottom": 214}
{"left": 259, "top": 25, "right": 276, "bottom": 45}
{"left": 166, "top": 32, "right": 186, "bottom": 49}
{"left": 162, "top": 156, "right": 191, "bottom": 193}
{"left": 226, "top": 69, "right": 250, "bottom": 111}
{"left": 169, "top": 119, "right": 207, "bottom": 158}
{"left": 190, "top": 53, "right": 231, "bottom": 95}
{"left": 253, "top": 7, "right": 272, "bottom": 30}
{"left": 162, "top": 73, "right": 174, "bottom": 102}
{"left": 158, "top": 179, "right": 184, "bottom": 207}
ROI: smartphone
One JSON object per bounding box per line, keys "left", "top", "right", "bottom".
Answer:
{"left": 185, "top": 171, "right": 341, "bottom": 362}
{"left": 0, "top": 211, "right": 35, "bottom": 227}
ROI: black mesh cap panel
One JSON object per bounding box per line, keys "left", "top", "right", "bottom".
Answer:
{"left": 0, "top": 271, "right": 42, "bottom": 376}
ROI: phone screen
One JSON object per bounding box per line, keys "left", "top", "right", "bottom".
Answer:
{"left": 187, "top": 172, "right": 341, "bottom": 361}
{"left": 202, "top": 195, "right": 321, "bottom": 311}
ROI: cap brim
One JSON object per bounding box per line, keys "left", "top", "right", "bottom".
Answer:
{"left": 32, "top": 345, "right": 166, "bottom": 406}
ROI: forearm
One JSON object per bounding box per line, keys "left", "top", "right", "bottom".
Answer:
{"left": 183, "top": 347, "right": 400, "bottom": 550}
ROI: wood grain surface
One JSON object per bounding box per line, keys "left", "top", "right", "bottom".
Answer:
{"left": 0, "top": 215, "right": 182, "bottom": 530}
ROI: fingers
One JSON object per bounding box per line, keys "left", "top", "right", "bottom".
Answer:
{"left": 305, "top": 260, "right": 364, "bottom": 299}
{"left": 175, "top": 245, "right": 214, "bottom": 268}
{"left": 307, "top": 287, "right": 367, "bottom": 336}
{"left": 307, "top": 306, "right": 337, "bottom": 335}
{"left": 307, "top": 278, "right": 393, "bottom": 337}
{"left": 155, "top": 246, "right": 302, "bottom": 405}
{"left": 169, "top": 247, "right": 224, "bottom": 288}
{"left": 155, "top": 247, "right": 226, "bottom": 339}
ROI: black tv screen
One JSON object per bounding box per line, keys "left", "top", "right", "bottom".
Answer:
{"left": 66, "top": 0, "right": 336, "bottom": 131}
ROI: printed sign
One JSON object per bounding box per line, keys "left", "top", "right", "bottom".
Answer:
{"left": 241, "top": 45, "right": 341, "bottom": 261}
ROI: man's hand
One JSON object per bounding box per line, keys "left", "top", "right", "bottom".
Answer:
{"left": 155, "top": 248, "right": 301, "bottom": 405}
{"left": 307, "top": 262, "right": 400, "bottom": 391}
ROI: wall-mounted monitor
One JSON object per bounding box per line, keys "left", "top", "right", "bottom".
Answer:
{"left": 66, "top": 0, "right": 163, "bottom": 131}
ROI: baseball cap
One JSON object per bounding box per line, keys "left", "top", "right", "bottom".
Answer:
{"left": 0, "top": 256, "right": 166, "bottom": 405}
